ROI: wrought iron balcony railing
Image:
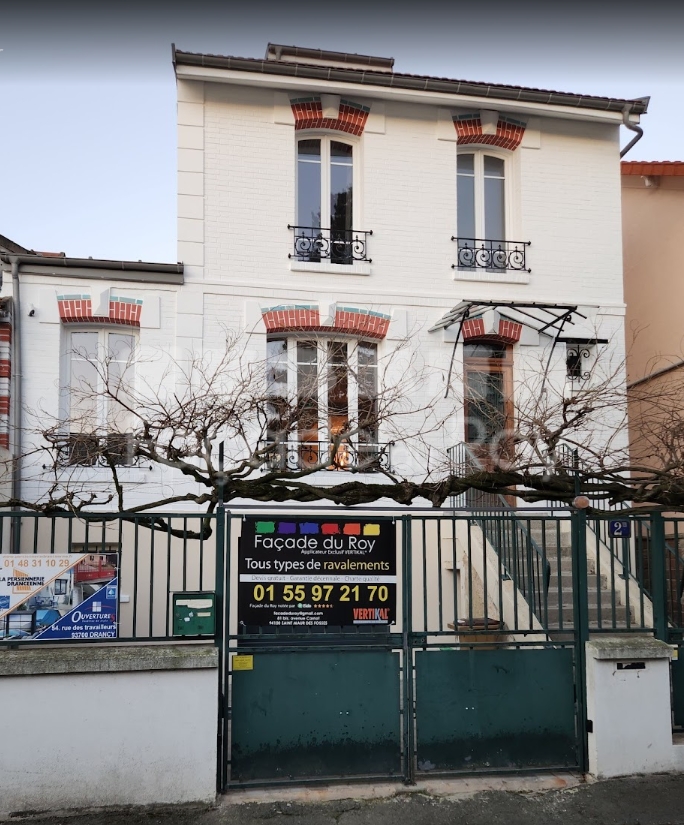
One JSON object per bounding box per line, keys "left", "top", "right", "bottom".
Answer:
{"left": 258, "top": 440, "right": 391, "bottom": 473}
{"left": 451, "top": 237, "right": 531, "bottom": 272}
{"left": 58, "top": 433, "right": 137, "bottom": 468}
{"left": 288, "top": 226, "right": 372, "bottom": 264}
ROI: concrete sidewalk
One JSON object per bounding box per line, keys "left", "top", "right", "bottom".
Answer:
{"left": 11, "top": 773, "right": 684, "bottom": 825}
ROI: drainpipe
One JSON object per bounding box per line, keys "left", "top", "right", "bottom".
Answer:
{"left": 10, "top": 258, "right": 22, "bottom": 552}
{"left": 620, "top": 104, "right": 644, "bottom": 158}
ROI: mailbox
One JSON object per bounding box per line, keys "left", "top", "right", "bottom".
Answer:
{"left": 172, "top": 592, "right": 216, "bottom": 637}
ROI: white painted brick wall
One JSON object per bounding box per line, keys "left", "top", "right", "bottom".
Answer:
{"left": 192, "top": 83, "right": 627, "bottom": 484}
{"left": 10, "top": 74, "right": 629, "bottom": 509}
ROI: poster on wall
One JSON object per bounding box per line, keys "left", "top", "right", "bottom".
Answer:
{"left": 0, "top": 554, "right": 118, "bottom": 641}
{"left": 238, "top": 517, "right": 396, "bottom": 630}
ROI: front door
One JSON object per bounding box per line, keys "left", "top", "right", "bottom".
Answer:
{"left": 463, "top": 341, "right": 514, "bottom": 503}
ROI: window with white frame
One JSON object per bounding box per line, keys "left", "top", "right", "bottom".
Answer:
{"left": 454, "top": 151, "right": 531, "bottom": 273}
{"left": 293, "top": 137, "right": 366, "bottom": 265}
{"left": 62, "top": 328, "right": 136, "bottom": 466}
{"left": 457, "top": 153, "right": 505, "bottom": 242}
{"left": 264, "top": 336, "right": 385, "bottom": 471}
{"left": 456, "top": 152, "right": 505, "bottom": 268}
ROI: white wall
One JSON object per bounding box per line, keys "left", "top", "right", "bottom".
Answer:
{"left": 10, "top": 274, "right": 199, "bottom": 509}
{"left": 190, "top": 79, "right": 627, "bottom": 486}
{"left": 1, "top": 71, "right": 629, "bottom": 510}
{"left": 586, "top": 637, "right": 674, "bottom": 778}
{"left": 0, "top": 646, "right": 218, "bottom": 813}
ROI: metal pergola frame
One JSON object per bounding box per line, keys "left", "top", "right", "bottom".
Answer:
{"left": 429, "top": 300, "right": 591, "bottom": 398}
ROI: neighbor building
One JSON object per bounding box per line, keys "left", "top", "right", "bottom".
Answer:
{"left": 622, "top": 161, "right": 684, "bottom": 467}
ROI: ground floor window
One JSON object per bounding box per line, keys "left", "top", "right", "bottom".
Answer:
{"left": 265, "top": 336, "right": 384, "bottom": 470}
{"left": 61, "top": 328, "right": 136, "bottom": 466}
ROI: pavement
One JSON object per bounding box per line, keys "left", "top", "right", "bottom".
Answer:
{"left": 10, "top": 773, "right": 684, "bottom": 825}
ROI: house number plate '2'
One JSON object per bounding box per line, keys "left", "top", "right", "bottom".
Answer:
{"left": 608, "top": 520, "right": 631, "bottom": 539}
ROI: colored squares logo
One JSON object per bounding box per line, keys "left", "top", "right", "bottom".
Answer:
{"left": 299, "top": 523, "right": 319, "bottom": 534}
{"left": 278, "top": 522, "right": 296, "bottom": 534}
{"left": 255, "top": 521, "right": 275, "bottom": 534}
{"left": 322, "top": 524, "right": 340, "bottom": 535}
{"left": 254, "top": 520, "right": 381, "bottom": 535}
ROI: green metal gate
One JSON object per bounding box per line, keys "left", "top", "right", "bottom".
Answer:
{"left": 217, "top": 513, "right": 406, "bottom": 788}
{"left": 414, "top": 647, "right": 576, "bottom": 771}
{"left": 0, "top": 506, "right": 664, "bottom": 790}
{"left": 0, "top": 508, "right": 663, "bottom": 788}
{"left": 216, "top": 509, "right": 624, "bottom": 788}
{"left": 230, "top": 650, "right": 401, "bottom": 782}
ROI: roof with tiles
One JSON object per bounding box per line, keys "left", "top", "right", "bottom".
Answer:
{"left": 622, "top": 161, "right": 684, "bottom": 176}
{"left": 0, "top": 234, "right": 33, "bottom": 255}
{"left": 173, "top": 45, "right": 649, "bottom": 115}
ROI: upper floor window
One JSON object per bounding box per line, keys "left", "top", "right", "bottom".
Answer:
{"left": 263, "top": 336, "right": 389, "bottom": 471}
{"left": 454, "top": 152, "right": 528, "bottom": 273}
{"left": 298, "top": 138, "right": 353, "bottom": 233}
{"left": 62, "top": 328, "right": 136, "bottom": 466}
{"left": 291, "top": 137, "right": 370, "bottom": 265}
{"left": 457, "top": 153, "right": 505, "bottom": 243}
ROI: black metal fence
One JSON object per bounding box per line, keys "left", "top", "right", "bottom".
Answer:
{"left": 0, "top": 511, "right": 217, "bottom": 645}
{"left": 3, "top": 505, "right": 681, "bottom": 785}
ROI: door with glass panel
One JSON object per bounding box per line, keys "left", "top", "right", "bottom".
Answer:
{"left": 326, "top": 341, "right": 379, "bottom": 469}
{"left": 463, "top": 342, "right": 513, "bottom": 473}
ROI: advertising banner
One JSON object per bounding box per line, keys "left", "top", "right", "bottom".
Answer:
{"left": 238, "top": 517, "right": 396, "bottom": 629}
{"left": 0, "top": 554, "right": 118, "bottom": 641}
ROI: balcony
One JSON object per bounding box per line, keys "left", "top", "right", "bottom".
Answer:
{"left": 258, "top": 440, "right": 392, "bottom": 473}
{"left": 58, "top": 433, "right": 136, "bottom": 467}
{"left": 452, "top": 237, "right": 530, "bottom": 273}
{"left": 288, "top": 226, "right": 372, "bottom": 264}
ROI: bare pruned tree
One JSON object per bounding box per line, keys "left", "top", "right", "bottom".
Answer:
{"left": 19, "top": 329, "right": 450, "bottom": 513}
{"left": 7, "top": 327, "right": 684, "bottom": 516}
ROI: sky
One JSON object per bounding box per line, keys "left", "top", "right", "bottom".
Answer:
{"left": 1, "top": 0, "right": 683, "bottom": 263}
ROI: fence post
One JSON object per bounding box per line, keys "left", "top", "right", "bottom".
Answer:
{"left": 214, "top": 503, "right": 227, "bottom": 794}
{"left": 571, "top": 507, "right": 590, "bottom": 773}
{"left": 401, "top": 514, "right": 415, "bottom": 785}
{"left": 650, "top": 512, "right": 668, "bottom": 641}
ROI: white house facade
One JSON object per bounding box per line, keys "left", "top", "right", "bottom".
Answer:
{"left": 0, "top": 44, "right": 648, "bottom": 512}
{"left": 8, "top": 47, "right": 684, "bottom": 803}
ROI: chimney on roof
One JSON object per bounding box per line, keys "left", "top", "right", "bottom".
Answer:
{"left": 265, "top": 43, "right": 394, "bottom": 73}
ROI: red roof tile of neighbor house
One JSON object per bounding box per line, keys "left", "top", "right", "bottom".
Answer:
{"left": 621, "top": 161, "right": 684, "bottom": 176}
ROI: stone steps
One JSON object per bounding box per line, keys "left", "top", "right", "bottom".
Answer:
{"left": 546, "top": 605, "right": 630, "bottom": 626}
{"left": 517, "top": 520, "right": 634, "bottom": 631}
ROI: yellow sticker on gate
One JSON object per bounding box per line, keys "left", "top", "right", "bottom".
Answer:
{"left": 232, "top": 654, "right": 254, "bottom": 671}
